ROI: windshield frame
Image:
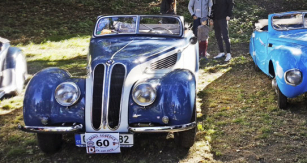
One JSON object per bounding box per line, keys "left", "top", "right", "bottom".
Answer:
{"left": 93, "top": 15, "right": 183, "bottom": 38}
{"left": 272, "top": 12, "right": 307, "bottom": 31}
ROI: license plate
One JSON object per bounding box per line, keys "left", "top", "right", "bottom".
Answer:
{"left": 75, "top": 133, "right": 134, "bottom": 151}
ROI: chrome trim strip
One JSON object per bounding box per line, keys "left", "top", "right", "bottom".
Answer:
{"left": 128, "top": 122, "right": 196, "bottom": 133}
{"left": 18, "top": 124, "right": 83, "bottom": 133}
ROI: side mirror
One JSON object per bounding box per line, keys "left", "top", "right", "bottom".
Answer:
{"left": 189, "top": 37, "right": 197, "bottom": 45}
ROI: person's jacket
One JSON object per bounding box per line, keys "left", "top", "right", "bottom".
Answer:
{"left": 188, "top": 0, "right": 213, "bottom": 18}
{"left": 197, "top": 25, "right": 211, "bottom": 42}
{"left": 210, "top": 0, "right": 234, "bottom": 20}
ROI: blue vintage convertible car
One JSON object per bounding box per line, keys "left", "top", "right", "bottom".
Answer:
{"left": 250, "top": 11, "right": 307, "bottom": 109}
{"left": 19, "top": 15, "right": 199, "bottom": 153}
{"left": 0, "top": 37, "right": 27, "bottom": 98}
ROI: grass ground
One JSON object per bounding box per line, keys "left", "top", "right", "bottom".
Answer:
{"left": 1, "top": 0, "right": 307, "bottom": 162}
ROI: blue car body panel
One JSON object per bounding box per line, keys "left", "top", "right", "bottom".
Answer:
{"left": 250, "top": 11, "right": 307, "bottom": 98}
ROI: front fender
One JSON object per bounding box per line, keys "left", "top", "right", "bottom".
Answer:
{"left": 129, "top": 69, "right": 196, "bottom": 125}
{"left": 6, "top": 47, "right": 24, "bottom": 69}
{"left": 270, "top": 46, "right": 307, "bottom": 97}
{"left": 23, "top": 67, "right": 85, "bottom": 126}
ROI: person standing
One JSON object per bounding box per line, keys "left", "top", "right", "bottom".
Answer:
{"left": 160, "top": 0, "right": 176, "bottom": 15}
{"left": 188, "top": 0, "right": 213, "bottom": 37}
{"left": 197, "top": 17, "right": 212, "bottom": 59}
{"left": 211, "top": 0, "right": 234, "bottom": 62}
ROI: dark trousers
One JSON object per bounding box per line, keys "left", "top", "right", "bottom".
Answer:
{"left": 192, "top": 18, "right": 201, "bottom": 37}
{"left": 199, "top": 40, "right": 208, "bottom": 57}
{"left": 213, "top": 19, "right": 230, "bottom": 53}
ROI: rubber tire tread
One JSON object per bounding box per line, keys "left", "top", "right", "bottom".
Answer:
{"left": 277, "top": 86, "right": 287, "bottom": 109}
{"left": 37, "top": 133, "right": 62, "bottom": 154}
{"left": 179, "top": 105, "right": 196, "bottom": 148}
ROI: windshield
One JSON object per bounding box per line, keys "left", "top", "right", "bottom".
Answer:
{"left": 272, "top": 13, "right": 307, "bottom": 30}
{"left": 95, "top": 16, "right": 182, "bottom": 36}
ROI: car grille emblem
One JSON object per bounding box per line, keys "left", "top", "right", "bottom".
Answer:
{"left": 106, "top": 59, "right": 114, "bottom": 66}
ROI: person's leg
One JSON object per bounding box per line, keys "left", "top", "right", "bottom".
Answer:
{"left": 213, "top": 19, "right": 225, "bottom": 58}
{"left": 193, "top": 18, "right": 201, "bottom": 36}
{"left": 204, "top": 39, "right": 209, "bottom": 57}
{"left": 199, "top": 41, "right": 206, "bottom": 58}
{"left": 220, "top": 19, "right": 231, "bottom": 61}
{"left": 220, "top": 19, "right": 231, "bottom": 53}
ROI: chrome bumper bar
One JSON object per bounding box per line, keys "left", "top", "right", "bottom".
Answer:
{"left": 18, "top": 124, "right": 83, "bottom": 133}
{"left": 128, "top": 121, "right": 196, "bottom": 133}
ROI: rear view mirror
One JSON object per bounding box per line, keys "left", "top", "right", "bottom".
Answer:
{"left": 189, "top": 37, "right": 197, "bottom": 45}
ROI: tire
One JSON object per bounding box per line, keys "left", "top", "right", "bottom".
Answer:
{"left": 12, "top": 54, "right": 27, "bottom": 95}
{"left": 37, "top": 133, "right": 62, "bottom": 154}
{"left": 277, "top": 85, "right": 287, "bottom": 109}
{"left": 178, "top": 104, "right": 197, "bottom": 148}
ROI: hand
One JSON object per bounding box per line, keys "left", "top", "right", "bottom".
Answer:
{"left": 226, "top": 16, "right": 230, "bottom": 21}
{"left": 209, "top": 20, "right": 214, "bottom": 26}
{"left": 193, "top": 16, "right": 197, "bottom": 20}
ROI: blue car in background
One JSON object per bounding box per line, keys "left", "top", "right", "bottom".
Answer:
{"left": 250, "top": 11, "right": 307, "bottom": 109}
{"left": 19, "top": 15, "right": 199, "bottom": 154}
{"left": 0, "top": 37, "right": 27, "bottom": 98}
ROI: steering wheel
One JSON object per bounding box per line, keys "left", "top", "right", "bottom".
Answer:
{"left": 150, "top": 27, "right": 173, "bottom": 34}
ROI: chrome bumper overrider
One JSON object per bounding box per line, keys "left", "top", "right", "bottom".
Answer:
{"left": 18, "top": 124, "right": 83, "bottom": 133}
{"left": 128, "top": 121, "right": 196, "bottom": 133}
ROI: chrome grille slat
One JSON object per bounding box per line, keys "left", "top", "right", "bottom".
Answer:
{"left": 150, "top": 53, "right": 177, "bottom": 70}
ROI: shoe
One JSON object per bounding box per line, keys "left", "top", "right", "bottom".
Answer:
{"left": 205, "top": 52, "right": 210, "bottom": 57}
{"left": 224, "top": 53, "right": 232, "bottom": 61}
{"left": 214, "top": 52, "right": 225, "bottom": 59}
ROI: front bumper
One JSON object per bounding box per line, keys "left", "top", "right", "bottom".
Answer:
{"left": 18, "top": 124, "right": 83, "bottom": 133}
{"left": 129, "top": 122, "right": 196, "bottom": 133}
{"left": 18, "top": 122, "right": 196, "bottom": 133}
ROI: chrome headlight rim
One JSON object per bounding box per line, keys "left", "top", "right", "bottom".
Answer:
{"left": 284, "top": 69, "right": 302, "bottom": 86}
{"left": 55, "top": 82, "right": 81, "bottom": 106}
{"left": 132, "top": 81, "right": 157, "bottom": 107}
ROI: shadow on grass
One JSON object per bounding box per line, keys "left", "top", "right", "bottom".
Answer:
{"left": 27, "top": 55, "right": 87, "bottom": 77}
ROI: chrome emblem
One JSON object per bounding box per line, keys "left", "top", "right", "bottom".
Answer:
{"left": 106, "top": 59, "right": 114, "bottom": 65}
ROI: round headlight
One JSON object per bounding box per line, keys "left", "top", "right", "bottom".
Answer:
{"left": 132, "top": 82, "right": 157, "bottom": 107}
{"left": 55, "top": 82, "right": 81, "bottom": 106}
{"left": 285, "top": 69, "right": 302, "bottom": 86}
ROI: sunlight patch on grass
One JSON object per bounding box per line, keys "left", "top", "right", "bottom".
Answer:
{"left": 19, "top": 36, "right": 90, "bottom": 61}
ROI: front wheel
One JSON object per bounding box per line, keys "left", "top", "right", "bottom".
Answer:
{"left": 37, "top": 133, "right": 62, "bottom": 154}
{"left": 277, "top": 86, "right": 287, "bottom": 109}
{"left": 178, "top": 104, "right": 196, "bottom": 148}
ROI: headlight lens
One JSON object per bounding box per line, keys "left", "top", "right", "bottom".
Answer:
{"left": 132, "top": 82, "right": 157, "bottom": 106}
{"left": 55, "top": 82, "right": 81, "bottom": 106}
{"left": 285, "top": 69, "right": 302, "bottom": 86}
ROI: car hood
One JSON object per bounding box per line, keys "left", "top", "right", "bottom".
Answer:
{"left": 277, "top": 30, "right": 307, "bottom": 46}
{"left": 89, "top": 37, "right": 185, "bottom": 63}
